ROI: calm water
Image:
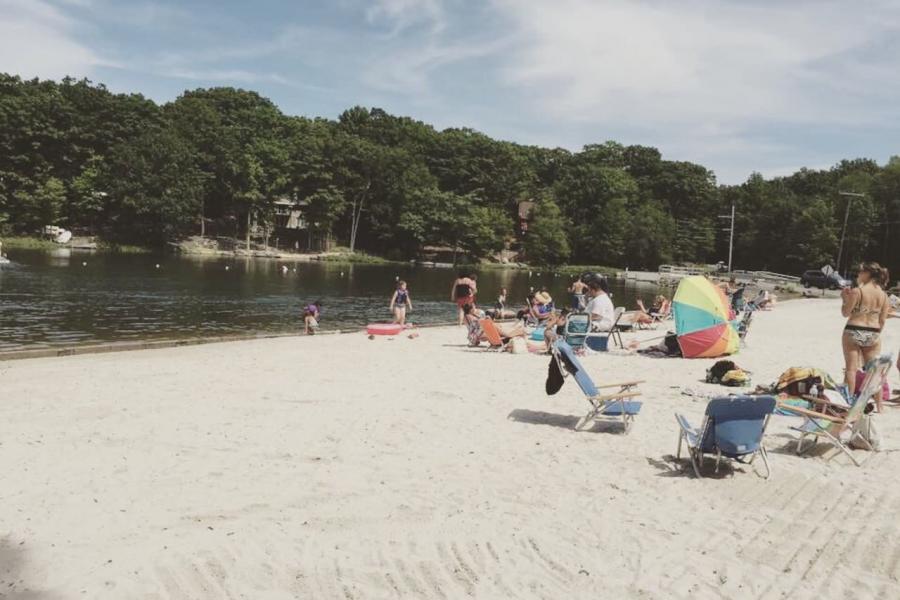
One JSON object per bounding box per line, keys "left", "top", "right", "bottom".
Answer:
{"left": 0, "top": 249, "right": 660, "bottom": 351}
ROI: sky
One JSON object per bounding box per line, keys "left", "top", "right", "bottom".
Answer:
{"left": 2, "top": 0, "right": 899, "bottom": 184}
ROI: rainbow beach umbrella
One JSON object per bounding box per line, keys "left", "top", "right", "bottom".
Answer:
{"left": 672, "top": 276, "right": 739, "bottom": 358}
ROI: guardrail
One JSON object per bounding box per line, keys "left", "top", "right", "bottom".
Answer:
{"left": 731, "top": 270, "right": 800, "bottom": 283}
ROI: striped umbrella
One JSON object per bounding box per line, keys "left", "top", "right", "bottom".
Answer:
{"left": 672, "top": 276, "right": 739, "bottom": 358}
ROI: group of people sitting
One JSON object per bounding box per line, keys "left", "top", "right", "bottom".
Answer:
{"left": 720, "top": 277, "right": 777, "bottom": 312}
{"left": 462, "top": 272, "right": 656, "bottom": 351}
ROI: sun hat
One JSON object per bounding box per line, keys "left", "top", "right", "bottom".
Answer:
{"left": 535, "top": 291, "right": 553, "bottom": 305}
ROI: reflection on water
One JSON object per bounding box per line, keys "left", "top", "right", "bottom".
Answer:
{"left": 0, "top": 250, "right": 660, "bottom": 351}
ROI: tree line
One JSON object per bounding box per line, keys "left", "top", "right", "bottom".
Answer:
{"left": 0, "top": 74, "right": 897, "bottom": 275}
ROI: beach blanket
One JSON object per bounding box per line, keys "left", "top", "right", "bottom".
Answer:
{"left": 775, "top": 367, "right": 837, "bottom": 397}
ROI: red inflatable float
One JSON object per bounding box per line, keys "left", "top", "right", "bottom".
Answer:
{"left": 366, "top": 323, "right": 404, "bottom": 336}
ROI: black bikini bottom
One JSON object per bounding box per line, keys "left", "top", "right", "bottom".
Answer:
{"left": 844, "top": 324, "right": 880, "bottom": 333}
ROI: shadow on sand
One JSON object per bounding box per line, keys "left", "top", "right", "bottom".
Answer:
{"left": 506, "top": 409, "right": 626, "bottom": 434}
{"left": 1, "top": 538, "right": 56, "bottom": 600}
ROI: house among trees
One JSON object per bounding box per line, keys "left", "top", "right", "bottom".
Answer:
{"left": 271, "top": 197, "right": 332, "bottom": 252}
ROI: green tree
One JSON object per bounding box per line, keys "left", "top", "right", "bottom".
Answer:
{"left": 13, "top": 176, "right": 66, "bottom": 231}
{"left": 524, "top": 199, "right": 570, "bottom": 266}
{"left": 99, "top": 128, "right": 204, "bottom": 244}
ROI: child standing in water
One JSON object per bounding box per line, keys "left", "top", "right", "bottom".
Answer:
{"left": 303, "top": 300, "right": 322, "bottom": 335}
{"left": 390, "top": 280, "right": 413, "bottom": 325}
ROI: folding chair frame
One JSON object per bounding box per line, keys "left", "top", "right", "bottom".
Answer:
{"left": 676, "top": 413, "right": 773, "bottom": 479}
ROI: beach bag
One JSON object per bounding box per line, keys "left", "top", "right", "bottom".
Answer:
{"left": 509, "top": 337, "right": 527, "bottom": 355}
{"left": 546, "top": 354, "right": 564, "bottom": 395}
{"left": 706, "top": 360, "right": 738, "bottom": 383}
{"left": 850, "top": 414, "right": 882, "bottom": 451}
{"left": 663, "top": 332, "right": 681, "bottom": 356}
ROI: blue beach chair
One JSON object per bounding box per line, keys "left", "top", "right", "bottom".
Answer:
{"left": 675, "top": 395, "right": 776, "bottom": 478}
{"left": 563, "top": 312, "right": 590, "bottom": 349}
{"left": 551, "top": 340, "right": 643, "bottom": 433}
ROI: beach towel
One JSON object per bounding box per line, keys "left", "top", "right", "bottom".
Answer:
{"left": 775, "top": 367, "right": 837, "bottom": 397}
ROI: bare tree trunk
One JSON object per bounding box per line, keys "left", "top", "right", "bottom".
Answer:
{"left": 199, "top": 198, "right": 205, "bottom": 238}
{"left": 246, "top": 210, "right": 251, "bottom": 251}
{"left": 349, "top": 182, "right": 370, "bottom": 254}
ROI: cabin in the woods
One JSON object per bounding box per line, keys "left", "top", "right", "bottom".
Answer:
{"left": 270, "top": 197, "right": 332, "bottom": 251}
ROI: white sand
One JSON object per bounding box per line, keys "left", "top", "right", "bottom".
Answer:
{"left": 1, "top": 298, "right": 899, "bottom": 599}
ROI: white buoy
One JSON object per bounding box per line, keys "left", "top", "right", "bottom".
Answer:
{"left": 82, "top": 261, "right": 87, "bottom": 267}
{"left": 340, "top": 271, "right": 344, "bottom": 277}
{"left": 281, "top": 265, "right": 288, "bottom": 274}
{"left": 528, "top": 271, "right": 532, "bottom": 277}
{"left": 225, "top": 265, "right": 230, "bottom": 271}
{"left": 395, "top": 275, "right": 399, "bottom": 281}
{"left": 155, "top": 263, "right": 160, "bottom": 269}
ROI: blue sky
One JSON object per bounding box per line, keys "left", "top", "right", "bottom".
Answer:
{"left": 2, "top": 0, "right": 899, "bottom": 183}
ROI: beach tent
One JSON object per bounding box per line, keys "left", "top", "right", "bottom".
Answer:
{"left": 673, "top": 276, "right": 739, "bottom": 358}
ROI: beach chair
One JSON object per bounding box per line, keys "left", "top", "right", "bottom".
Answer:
{"left": 551, "top": 340, "right": 643, "bottom": 433}
{"left": 675, "top": 395, "right": 776, "bottom": 478}
{"left": 563, "top": 312, "right": 590, "bottom": 349}
{"left": 608, "top": 307, "right": 627, "bottom": 348}
{"left": 737, "top": 309, "right": 754, "bottom": 343}
{"left": 479, "top": 318, "right": 508, "bottom": 351}
{"left": 780, "top": 355, "right": 892, "bottom": 466}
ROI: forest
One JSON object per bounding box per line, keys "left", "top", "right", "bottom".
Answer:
{"left": 1, "top": 74, "right": 897, "bottom": 275}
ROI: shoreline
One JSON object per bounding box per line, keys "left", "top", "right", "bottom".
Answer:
{"left": 2, "top": 297, "right": 898, "bottom": 598}
{"left": 0, "top": 293, "right": 815, "bottom": 362}
{"left": 0, "top": 320, "right": 461, "bottom": 362}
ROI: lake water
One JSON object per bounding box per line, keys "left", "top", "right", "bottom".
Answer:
{"left": 0, "top": 249, "right": 661, "bottom": 351}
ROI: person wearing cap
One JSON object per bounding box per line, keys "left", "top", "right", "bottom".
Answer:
{"left": 585, "top": 278, "right": 615, "bottom": 331}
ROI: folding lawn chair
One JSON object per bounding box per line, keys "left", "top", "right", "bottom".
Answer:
{"left": 779, "top": 355, "right": 892, "bottom": 466}
{"left": 675, "top": 395, "right": 776, "bottom": 478}
{"left": 563, "top": 312, "right": 590, "bottom": 350}
{"left": 479, "top": 318, "right": 508, "bottom": 351}
{"left": 607, "top": 306, "right": 627, "bottom": 348}
{"left": 550, "top": 340, "right": 643, "bottom": 433}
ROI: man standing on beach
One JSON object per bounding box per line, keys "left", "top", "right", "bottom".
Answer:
{"left": 569, "top": 278, "right": 587, "bottom": 311}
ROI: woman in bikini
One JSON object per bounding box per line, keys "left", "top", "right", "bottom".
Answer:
{"left": 451, "top": 272, "right": 477, "bottom": 326}
{"left": 841, "top": 262, "right": 890, "bottom": 394}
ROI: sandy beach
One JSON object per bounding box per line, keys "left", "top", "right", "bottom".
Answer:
{"left": 2, "top": 297, "right": 899, "bottom": 599}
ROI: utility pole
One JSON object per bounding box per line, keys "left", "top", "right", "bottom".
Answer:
{"left": 718, "top": 202, "right": 735, "bottom": 273}
{"left": 836, "top": 191, "right": 865, "bottom": 275}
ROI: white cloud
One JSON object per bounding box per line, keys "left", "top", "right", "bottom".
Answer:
{"left": 0, "top": 0, "right": 106, "bottom": 79}
{"left": 493, "top": 0, "right": 900, "bottom": 123}
{"left": 365, "top": 0, "right": 447, "bottom": 35}
{"left": 485, "top": 0, "right": 900, "bottom": 181}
